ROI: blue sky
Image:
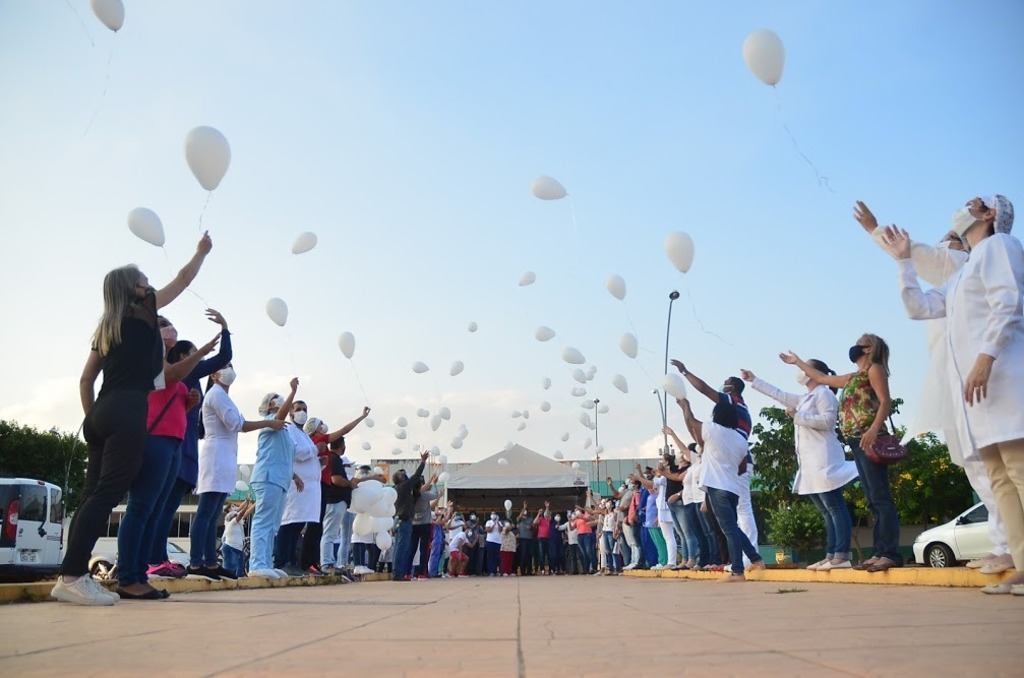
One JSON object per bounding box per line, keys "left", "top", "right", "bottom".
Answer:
{"left": 1, "top": 2, "right": 1022, "bottom": 465}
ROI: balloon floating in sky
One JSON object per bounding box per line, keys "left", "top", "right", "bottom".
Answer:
{"left": 597, "top": 404, "right": 609, "bottom": 415}
{"left": 265, "top": 298, "right": 288, "bottom": 327}
{"left": 571, "top": 369, "right": 587, "bottom": 384}
{"left": 450, "top": 361, "right": 464, "bottom": 377}
{"left": 542, "top": 377, "right": 551, "bottom": 390}
{"left": 531, "top": 175, "right": 567, "bottom": 201}
{"left": 450, "top": 438, "right": 463, "bottom": 450}
{"left": 581, "top": 400, "right": 595, "bottom": 410}
{"left": 184, "top": 126, "right": 231, "bottom": 191}
{"left": 606, "top": 275, "right": 626, "bottom": 301}
{"left": 235, "top": 480, "right": 248, "bottom": 493}
{"left": 664, "top": 231, "right": 696, "bottom": 274}
{"left": 578, "top": 412, "right": 592, "bottom": 427}
{"left": 438, "top": 471, "right": 450, "bottom": 483}
{"left": 467, "top": 321, "right": 478, "bottom": 333}
{"left": 90, "top": 0, "right": 124, "bottom": 32}
{"left": 662, "top": 373, "right": 689, "bottom": 400}
{"left": 571, "top": 387, "right": 586, "bottom": 397}
{"left": 394, "top": 429, "right": 407, "bottom": 440}
{"left": 361, "top": 442, "right": 371, "bottom": 451}
{"left": 516, "top": 422, "right": 526, "bottom": 431}
{"left": 338, "top": 332, "right": 355, "bottom": 359}
{"left": 539, "top": 401, "right": 551, "bottom": 413}
{"left": 519, "top": 271, "right": 537, "bottom": 287}
{"left": 391, "top": 448, "right": 402, "bottom": 456}
{"left": 620, "top": 333, "right": 638, "bottom": 360}
{"left": 127, "top": 207, "right": 165, "bottom": 247}
{"left": 395, "top": 417, "right": 408, "bottom": 428}
{"left": 561, "top": 433, "right": 570, "bottom": 442}
{"left": 511, "top": 410, "right": 522, "bottom": 419}
{"left": 503, "top": 499, "right": 512, "bottom": 511}
{"left": 365, "top": 418, "right": 374, "bottom": 428}
{"left": 457, "top": 424, "right": 469, "bottom": 439}
{"left": 534, "top": 326, "right": 556, "bottom": 342}
{"left": 742, "top": 28, "right": 785, "bottom": 86}
{"left": 291, "top": 232, "right": 318, "bottom": 255}
{"left": 439, "top": 407, "right": 452, "bottom": 421}
{"left": 571, "top": 461, "right": 580, "bottom": 470}
{"left": 562, "top": 347, "right": 586, "bottom": 365}
{"left": 553, "top": 450, "right": 564, "bottom": 460}
{"left": 499, "top": 458, "right": 509, "bottom": 466}
{"left": 583, "top": 438, "right": 592, "bottom": 450}
{"left": 416, "top": 408, "right": 429, "bottom": 418}
{"left": 412, "top": 361, "right": 429, "bottom": 374}
{"left": 430, "top": 415, "right": 443, "bottom": 432}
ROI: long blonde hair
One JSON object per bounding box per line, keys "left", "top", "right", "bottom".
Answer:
{"left": 861, "top": 333, "right": 891, "bottom": 376}
{"left": 92, "top": 265, "right": 141, "bottom": 356}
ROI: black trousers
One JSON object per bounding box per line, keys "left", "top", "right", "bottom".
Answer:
{"left": 409, "top": 523, "right": 432, "bottom": 576}
{"left": 61, "top": 390, "right": 149, "bottom": 576}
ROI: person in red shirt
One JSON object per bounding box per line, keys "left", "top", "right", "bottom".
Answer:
{"left": 533, "top": 502, "right": 553, "bottom": 575}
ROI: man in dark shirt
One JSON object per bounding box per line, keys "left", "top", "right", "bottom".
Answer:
{"left": 391, "top": 451, "right": 428, "bottom": 581}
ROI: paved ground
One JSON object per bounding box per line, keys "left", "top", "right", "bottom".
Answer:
{"left": 2, "top": 576, "right": 1022, "bottom": 677}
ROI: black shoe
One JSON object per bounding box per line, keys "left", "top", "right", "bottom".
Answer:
{"left": 186, "top": 566, "right": 221, "bottom": 582}
{"left": 116, "top": 587, "right": 165, "bottom": 600}
{"left": 214, "top": 567, "right": 238, "bottom": 580}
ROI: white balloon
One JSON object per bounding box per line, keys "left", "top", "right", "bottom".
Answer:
{"left": 597, "top": 404, "right": 609, "bottom": 414}
{"left": 619, "top": 333, "right": 638, "bottom": 360}
{"left": 665, "top": 231, "right": 696, "bottom": 274}
{"left": 743, "top": 28, "right": 785, "bottom": 86}
{"left": 291, "top": 232, "right": 318, "bottom": 255}
{"left": 662, "top": 373, "right": 689, "bottom": 400}
{"left": 375, "top": 531, "right": 393, "bottom": 551}
{"left": 571, "top": 369, "right": 587, "bottom": 384}
{"left": 265, "top": 298, "right": 288, "bottom": 327}
{"left": 372, "top": 516, "right": 393, "bottom": 533}
{"left": 531, "top": 175, "right": 567, "bottom": 200}
{"left": 540, "top": 401, "right": 551, "bottom": 412}
{"left": 586, "top": 365, "right": 598, "bottom": 377}
{"left": 416, "top": 408, "right": 430, "bottom": 418}
{"left": 438, "top": 471, "right": 450, "bottom": 483}
{"left": 184, "top": 126, "right": 231, "bottom": 191}
{"left": 412, "top": 361, "right": 430, "bottom": 374}
{"left": 431, "top": 446, "right": 441, "bottom": 456}
{"left": 395, "top": 417, "right": 408, "bottom": 427}
{"left": 571, "top": 387, "right": 586, "bottom": 397}
{"left": 361, "top": 442, "right": 371, "bottom": 451}
{"left": 439, "top": 407, "right": 451, "bottom": 421}
{"left": 606, "top": 274, "right": 626, "bottom": 301}
{"left": 449, "top": 361, "right": 464, "bottom": 377}
{"left": 382, "top": 486, "right": 397, "bottom": 504}
{"left": 519, "top": 271, "right": 537, "bottom": 287}
{"left": 522, "top": 410, "right": 530, "bottom": 420}
{"left": 578, "top": 412, "right": 592, "bottom": 427}
{"left": 450, "top": 437, "right": 463, "bottom": 449}
{"left": 235, "top": 480, "right": 248, "bottom": 492}
{"left": 369, "top": 496, "right": 395, "bottom": 518}
{"left": 127, "top": 207, "right": 165, "bottom": 247}
{"left": 553, "top": 450, "right": 564, "bottom": 460}
{"left": 516, "top": 422, "right": 527, "bottom": 431}
{"left": 412, "top": 444, "right": 421, "bottom": 451}
{"left": 338, "top": 332, "right": 356, "bottom": 359}
{"left": 534, "top": 326, "right": 556, "bottom": 342}
{"left": 561, "top": 433, "right": 570, "bottom": 442}
{"left": 511, "top": 411, "right": 522, "bottom": 419}
{"left": 581, "top": 400, "right": 595, "bottom": 410}
{"left": 90, "top": 0, "right": 124, "bottom": 32}
{"left": 365, "top": 418, "right": 374, "bottom": 428}
{"left": 467, "top": 321, "right": 478, "bottom": 333}
{"left": 238, "top": 465, "right": 252, "bottom": 481}
{"left": 350, "top": 480, "right": 384, "bottom": 513}
{"left": 373, "top": 466, "right": 384, "bottom": 476}
{"left": 583, "top": 438, "right": 592, "bottom": 449}
{"left": 595, "top": 445, "right": 604, "bottom": 456}
{"left": 571, "top": 461, "right": 580, "bottom": 470}
{"left": 394, "top": 429, "right": 407, "bottom": 440}
{"left": 353, "top": 513, "right": 374, "bottom": 537}
{"left": 498, "top": 458, "right": 509, "bottom": 466}
{"left": 391, "top": 448, "right": 403, "bottom": 456}
{"left": 430, "top": 415, "right": 443, "bottom": 432}
{"left": 503, "top": 499, "right": 513, "bottom": 511}
{"left": 612, "top": 374, "right": 628, "bottom": 394}
{"left": 562, "top": 347, "right": 586, "bottom": 365}
{"left": 542, "top": 378, "right": 552, "bottom": 390}
{"left": 439, "top": 454, "right": 448, "bottom": 465}
{"left": 458, "top": 425, "right": 469, "bottom": 439}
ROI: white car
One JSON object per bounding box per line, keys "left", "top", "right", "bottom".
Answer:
{"left": 912, "top": 502, "right": 993, "bottom": 567}
{"left": 89, "top": 540, "right": 191, "bottom": 580}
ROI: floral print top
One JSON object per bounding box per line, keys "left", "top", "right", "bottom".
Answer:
{"left": 840, "top": 371, "right": 884, "bottom": 437}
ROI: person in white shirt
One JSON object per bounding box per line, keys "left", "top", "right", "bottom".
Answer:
{"left": 221, "top": 500, "right": 252, "bottom": 578}
{"left": 558, "top": 511, "right": 582, "bottom": 574}
{"left": 635, "top": 463, "right": 677, "bottom": 570}
{"left": 679, "top": 398, "right": 765, "bottom": 581}
{"left": 447, "top": 525, "right": 470, "bottom": 577}
{"left": 274, "top": 400, "right": 321, "bottom": 576}
{"left": 878, "top": 195, "right": 1024, "bottom": 595}
{"left": 484, "top": 512, "right": 503, "bottom": 576}
{"left": 741, "top": 362, "right": 859, "bottom": 570}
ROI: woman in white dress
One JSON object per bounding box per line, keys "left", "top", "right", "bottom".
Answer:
{"left": 189, "top": 364, "right": 284, "bottom": 580}
{"left": 274, "top": 400, "right": 320, "bottom": 575}
{"left": 879, "top": 194, "right": 1024, "bottom": 595}
{"left": 740, "top": 361, "right": 859, "bottom": 570}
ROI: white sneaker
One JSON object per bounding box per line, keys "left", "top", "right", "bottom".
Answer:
{"left": 651, "top": 564, "right": 665, "bottom": 571}
{"left": 623, "top": 564, "right": 636, "bottom": 571}
{"left": 819, "top": 559, "right": 852, "bottom": 571}
{"left": 249, "top": 568, "right": 281, "bottom": 579}
{"left": 51, "top": 575, "right": 118, "bottom": 606}
{"left": 272, "top": 568, "right": 289, "bottom": 578}
{"left": 806, "top": 559, "right": 827, "bottom": 571}
{"left": 353, "top": 565, "right": 374, "bottom": 575}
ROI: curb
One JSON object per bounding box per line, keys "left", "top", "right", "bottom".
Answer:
{"left": 623, "top": 565, "right": 1014, "bottom": 588}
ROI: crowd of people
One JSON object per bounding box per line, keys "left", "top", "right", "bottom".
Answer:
{"left": 51, "top": 193, "right": 1024, "bottom": 604}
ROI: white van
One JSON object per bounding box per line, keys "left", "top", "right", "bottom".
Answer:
{"left": 0, "top": 477, "right": 64, "bottom": 578}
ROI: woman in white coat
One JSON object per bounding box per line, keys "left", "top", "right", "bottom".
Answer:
{"left": 273, "top": 400, "right": 321, "bottom": 575}
{"left": 741, "top": 361, "right": 858, "bottom": 570}
{"left": 880, "top": 194, "right": 1024, "bottom": 595}
{"left": 189, "top": 364, "right": 284, "bottom": 580}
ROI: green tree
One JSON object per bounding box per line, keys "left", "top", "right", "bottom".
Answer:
{"left": 0, "top": 420, "right": 87, "bottom": 512}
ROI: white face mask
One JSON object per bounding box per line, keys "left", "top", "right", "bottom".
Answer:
{"left": 951, "top": 206, "right": 977, "bottom": 238}
{"left": 269, "top": 396, "right": 283, "bottom": 411}
{"left": 796, "top": 371, "right": 810, "bottom": 387}
{"left": 490, "top": 514, "right": 498, "bottom": 520}
{"left": 293, "top": 411, "right": 308, "bottom": 426}
{"left": 218, "top": 367, "right": 237, "bottom": 387}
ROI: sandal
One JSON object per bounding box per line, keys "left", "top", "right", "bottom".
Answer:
{"left": 853, "top": 557, "right": 879, "bottom": 571}
{"left": 865, "top": 557, "right": 900, "bottom": 573}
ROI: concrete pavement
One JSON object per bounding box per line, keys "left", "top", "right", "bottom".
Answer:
{"left": 2, "top": 575, "right": 1022, "bottom": 677}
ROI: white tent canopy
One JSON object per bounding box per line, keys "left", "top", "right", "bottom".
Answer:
{"left": 446, "top": 444, "right": 588, "bottom": 490}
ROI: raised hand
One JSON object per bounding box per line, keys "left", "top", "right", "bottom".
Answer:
{"left": 740, "top": 369, "right": 755, "bottom": 382}
{"left": 879, "top": 225, "right": 912, "bottom": 261}
{"left": 205, "top": 308, "right": 227, "bottom": 329}
{"left": 779, "top": 351, "right": 801, "bottom": 366}
{"left": 853, "top": 201, "right": 879, "bottom": 234}
{"left": 196, "top": 231, "right": 213, "bottom": 256}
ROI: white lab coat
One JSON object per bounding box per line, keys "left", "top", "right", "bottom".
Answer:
{"left": 281, "top": 425, "right": 322, "bottom": 525}
{"left": 898, "top": 233, "right": 1024, "bottom": 454}
{"left": 197, "top": 384, "right": 244, "bottom": 494}
{"left": 751, "top": 378, "right": 858, "bottom": 495}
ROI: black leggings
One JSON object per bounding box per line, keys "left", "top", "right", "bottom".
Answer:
{"left": 61, "top": 390, "right": 149, "bottom": 577}
{"left": 409, "top": 524, "right": 432, "bottom": 576}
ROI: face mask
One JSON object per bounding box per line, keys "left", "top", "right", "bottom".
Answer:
{"left": 848, "top": 345, "right": 867, "bottom": 363}
{"left": 469, "top": 514, "right": 477, "bottom": 521}
{"left": 554, "top": 516, "right": 561, "bottom": 523}
{"left": 218, "top": 367, "right": 237, "bottom": 387}
{"left": 951, "top": 206, "right": 977, "bottom": 238}
{"left": 490, "top": 514, "right": 498, "bottom": 520}
{"left": 796, "top": 371, "right": 810, "bottom": 386}
{"left": 293, "top": 411, "right": 308, "bottom": 425}
{"left": 269, "top": 396, "right": 283, "bottom": 411}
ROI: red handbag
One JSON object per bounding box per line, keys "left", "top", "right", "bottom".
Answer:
{"left": 866, "top": 417, "right": 909, "bottom": 465}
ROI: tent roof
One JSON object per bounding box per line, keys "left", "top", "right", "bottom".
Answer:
{"left": 447, "top": 444, "right": 588, "bottom": 490}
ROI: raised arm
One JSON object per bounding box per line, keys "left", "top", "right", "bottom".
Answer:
{"left": 678, "top": 398, "right": 705, "bottom": 448}
{"left": 410, "top": 451, "right": 429, "bottom": 484}
{"left": 80, "top": 350, "right": 102, "bottom": 415}
{"left": 189, "top": 310, "right": 233, "bottom": 380}
{"left": 155, "top": 232, "right": 212, "bottom": 309}
{"left": 662, "top": 426, "right": 690, "bottom": 462}
{"left": 605, "top": 478, "right": 622, "bottom": 500}
{"left": 632, "top": 465, "right": 654, "bottom": 490}
{"left": 779, "top": 351, "right": 852, "bottom": 390}
{"left": 275, "top": 378, "right": 299, "bottom": 422}
{"left": 165, "top": 334, "right": 220, "bottom": 383}
{"left": 878, "top": 226, "right": 949, "bottom": 320}
{"left": 671, "top": 359, "right": 719, "bottom": 404}
{"left": 328, "top": 406, "right": 372, "bottom": 444}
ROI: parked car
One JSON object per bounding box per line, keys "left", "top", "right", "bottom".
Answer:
{"left": 913, "top": 502, "right": 994, "bottom": 567}
{"left": 0, "top": 477, "right": 64, "bottom": 580}
{"left": 90, "top": 540, "right": 191, "bottom": 580}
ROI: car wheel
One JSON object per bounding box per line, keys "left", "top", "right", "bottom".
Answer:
{"left": 925, "top": 543, "right": 955, "bottom": 568}
{"left": 90, "top": 559, "right": 117, "bottom": 580}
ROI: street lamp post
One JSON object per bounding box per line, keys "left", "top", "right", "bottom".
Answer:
{"left": 661, "top": 291, "right": 680, "bottom": 454}
{"left": 593, "top": 398, "right": 600, "bottom": 490}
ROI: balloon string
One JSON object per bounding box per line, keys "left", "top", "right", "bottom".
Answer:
{"left": 82, "top": 41, "right": 115, "bottom": 138}
{"left": 198, "top": 192, "right": 212, "bottom": 232}
{"left": 684, "top": 286, "right": 735, "bottom": 348}
{"left": 285, "top": 328, "right": 298, "bottom": 376}
{"left": 348, "top": 359, "right": 370, "bottom": 405}
{"left": 63, "top": 0, "right": 95, "bottom": 47}
{"left": 774, "top": 87, "right": 833, "bottom": 193}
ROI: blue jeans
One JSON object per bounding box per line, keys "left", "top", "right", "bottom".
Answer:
{"left": 578, "top": 532, "right": 597, "bottom": 572}
{"left": 190, "top": 491, "right": 227, "bottom": 568}
{"left": 429, "top": 525, "right": 444, "bottom": 577}
{"left": 808, "top": 488, "right": 853, "bottom": 559}
{"left": 547, "top": 535, "right": 562, "bottom": 572}
{"left": 320, "top": 501, "right": 347, "bottom": 568}
{"left": 601, "top": 531, "right": 616, "bottom": 571}
{"left": 668, "top": 502, "right": 690, "bottom": 562}
{"left": 222, "top": 544, "right": 244, "bottom": 577}
{"left": 249, "top": 482, "right": 287, "bottom": 572}
{"left": 640, "top": 524, "right": 658, "bottom": 567}
{"left": 681, "top": 502, "right": 708, "bottom": 566}
{"left": 340, "top": 510, "right": 355, "bottom": 567}
{"left": 147, "top": 476, "right": 189, "bottom": 565}
{"left": 392, "top": 519, "right": 414, "bottom": 579}
{"left": 117, "top": 435, "right": 179, "bottom": 587}
{"left": 848, "top": 436, "right": 903, "bottom": 564}
{"left": 696, "top": 505, "right": 721, "bottom": 565}
{"left": 485, "top": 541, "right": 501, "bottom": 575}
{"left": 706, "top": 487, "right": 762, "bottom": 576}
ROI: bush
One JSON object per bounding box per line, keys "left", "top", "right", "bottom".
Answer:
{"left": 766, "top": 501, "right": 825, "bottom": 558}
{"left": 0, "top": 420, "right": 87, "bottom": 512}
